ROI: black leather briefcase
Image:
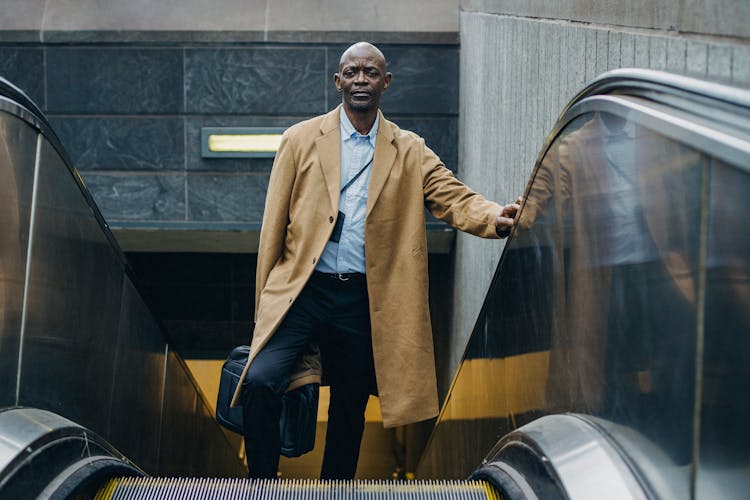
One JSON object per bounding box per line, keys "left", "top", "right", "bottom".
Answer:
{"left": 216, "top": 345, "right": 318, "bottom": 458}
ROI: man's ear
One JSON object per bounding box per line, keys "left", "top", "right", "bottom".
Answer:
{"left": 334, "top": 73, "right": 342, "bottom": 92}
{"left": 383, "top": 72, "right": 392, "bottom": 90}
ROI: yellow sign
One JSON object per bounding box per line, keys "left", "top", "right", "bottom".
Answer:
{"left": 208, "top": 133, "right": 283, "bottom": 153}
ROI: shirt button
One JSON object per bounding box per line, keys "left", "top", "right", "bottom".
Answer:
{"left": 329, "top": 216, "right": 334, "bottom": 223}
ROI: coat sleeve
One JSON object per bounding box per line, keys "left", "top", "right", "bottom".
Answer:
{"left": 255, "top": 131, "right": 297, "bottom": 320}
{"left": 420, "top": 139, "right": 503, "bottom": 239}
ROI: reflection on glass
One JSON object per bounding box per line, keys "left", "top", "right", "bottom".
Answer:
{"left": 537, "top": 113, "right": 701, "bottom": 466}
{"left": 419, "top": 109, "right": 749, "bottom": 499}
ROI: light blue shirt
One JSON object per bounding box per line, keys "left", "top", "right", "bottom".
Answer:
{"left": 316, "top": 108, "right": 379, "bottom": 274}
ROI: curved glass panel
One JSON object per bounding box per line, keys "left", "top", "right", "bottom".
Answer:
{"left": 0, "top": 81, "right": 245, "bottom": 477}
{"left": 419, "top": 106, "right": 750, "bottom": 499}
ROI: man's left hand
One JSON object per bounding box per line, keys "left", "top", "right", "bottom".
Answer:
{"left": 495, "top": 196, "right": 523, "bottom": 238}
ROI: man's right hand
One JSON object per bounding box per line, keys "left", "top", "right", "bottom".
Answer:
{"left": 495, "top": 196, "right": 523, "bottom": 238}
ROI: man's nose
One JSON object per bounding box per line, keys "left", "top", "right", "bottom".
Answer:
{"left": 354, "top": 70, "right": 366, "bottom": 83}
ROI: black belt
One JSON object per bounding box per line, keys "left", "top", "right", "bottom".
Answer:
{"left": 312, "top": 271, "right": 366, "bottom": 282}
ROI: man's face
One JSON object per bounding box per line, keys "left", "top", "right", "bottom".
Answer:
{"left": 335, "top": 46, "right": 391, "bottom": 113}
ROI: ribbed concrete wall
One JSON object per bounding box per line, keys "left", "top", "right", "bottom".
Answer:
{"left": 447, "top": 9, "right": 750, "bottom": 393}
{"left": 461, "top": 0, "right": 750, "bottom": 39}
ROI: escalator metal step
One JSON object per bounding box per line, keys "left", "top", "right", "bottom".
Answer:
{"left": 94, "top": 478, "right": 500, "bottom": 500}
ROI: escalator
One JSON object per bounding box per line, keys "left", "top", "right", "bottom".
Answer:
{"left": 1, "top": 69, "right": 748, "bottom": 499}
{"left": 418, "top": 70, "right": 750, "bottom": 499}
{"left": 0, "top": 78, "right": 245, "bottom": 496}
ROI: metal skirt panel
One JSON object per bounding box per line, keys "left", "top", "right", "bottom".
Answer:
{"left": 95, "top": 478, "right": 500, "bottom": 500}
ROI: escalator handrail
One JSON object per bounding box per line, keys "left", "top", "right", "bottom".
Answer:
{"left": 567, "top": 68, "right": 750, "bottom": 117}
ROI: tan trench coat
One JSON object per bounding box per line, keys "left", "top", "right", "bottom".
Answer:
{"left": 231, "top": 106, "right": 502, "bottom": 427}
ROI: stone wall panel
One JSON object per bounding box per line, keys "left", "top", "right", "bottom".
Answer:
{"left": 82, "top": 173, "right": 185, "bottom": 221}
{"left": 187, "top": 173, "right": 269, "bottom": 223}
{"left": 50, "top": 117, "right": 184, "bottom": 171}
{"left": 0, "top": 47, "right": 44, "bottom": 106}
{"left": 46, "top": 48, "right": 183, "bottom": 113}
{"left": 391, "top": 117, "right": 458, "bottom": 171}
{"left": 185, "top": 48, "right": 327, "bottom": 115}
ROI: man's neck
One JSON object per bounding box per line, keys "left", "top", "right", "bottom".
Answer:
{"left": 343, "top": 106, "right": 378, "bottom": 136}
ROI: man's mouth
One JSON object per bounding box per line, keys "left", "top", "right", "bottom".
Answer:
{"left": 351, "top": 91, "right": 370, "bottom": 98}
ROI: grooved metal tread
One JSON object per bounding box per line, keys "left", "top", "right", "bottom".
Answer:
{"left": 94, "top": 478, "right": 501, "bottom": 500}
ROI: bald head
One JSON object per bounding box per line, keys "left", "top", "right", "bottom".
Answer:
{"left": 334, "top": 42, "right": 392, "bottom": 117}
{"left": 338, "top": 42, "right": 387, "bottom": 72}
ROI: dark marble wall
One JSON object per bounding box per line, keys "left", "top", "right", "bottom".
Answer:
{"left": 126, "top": 252, "right": 255, "bottom": 358}
{"left": 0, "top": 42, "right": 459, "bottom": 229}
{"left": 0, "top": 40, "right": 458, "bottom": 365}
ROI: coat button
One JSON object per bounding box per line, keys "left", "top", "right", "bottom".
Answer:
{"left": 329, "top": 216, "right": 334, "bottom": 223}
{"left": 312, "top": 257, "right": 316, "bottom": 264}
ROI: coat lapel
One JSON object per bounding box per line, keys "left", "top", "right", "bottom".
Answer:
{"left": 367, "top": 110, "right": 397, "bottom": 216}
{"left": 314, "top": 107, "right": 342, "bottom": 214}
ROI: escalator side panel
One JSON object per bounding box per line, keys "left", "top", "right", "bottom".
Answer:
{"left": 158, "top": 351, "right": 199, "bottom": 477}
{"left": 107, "top": 278, "right": 168, "bottom": 475}
{"left": 194, "top": 392, "right": 245, "bottom": 477}
{"left": 698, "top": 160, "right": 750, "bottom": 498}
{"left": 17, "top": 137, "right": 125, "bottom": 435}
{"left": 0, "top": 110, "right": 37, "bottom": 407}
{"left": 158, "top": 350, "right": 245, "bottom": 477}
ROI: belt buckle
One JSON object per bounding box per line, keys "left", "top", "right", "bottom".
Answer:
{"left": 336, "top": 273, "right": 350, "bottom": 282}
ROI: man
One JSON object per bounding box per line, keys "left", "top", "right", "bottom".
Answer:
{"left": 231, "top": 42, "right": 521, "bottom": 479}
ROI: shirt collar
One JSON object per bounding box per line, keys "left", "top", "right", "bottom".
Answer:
{"left": 340, "top": 107, "right": 379, "bottom": 146}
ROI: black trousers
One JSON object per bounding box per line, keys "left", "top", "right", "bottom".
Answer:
{"left": 241, "top": 272, "right": 376, "bottom": 479}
